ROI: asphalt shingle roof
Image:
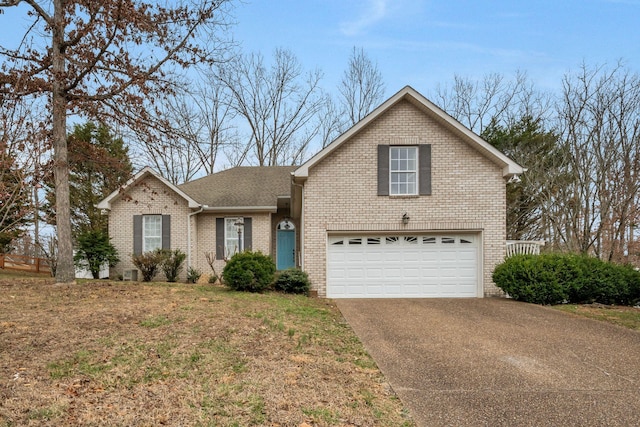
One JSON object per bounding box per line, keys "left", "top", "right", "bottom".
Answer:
{"left": 178, "top": 166, "right": 295, "bottom": 208}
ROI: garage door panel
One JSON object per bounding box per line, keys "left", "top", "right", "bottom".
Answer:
{"left": 327, "top": 233, "right": 479, "bottom": 298}
{"left": 403, "top": 268, "right": 421, "bottom": 278}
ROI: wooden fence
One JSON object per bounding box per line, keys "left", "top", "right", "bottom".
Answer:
{"left": 0, "top": 253, "right": 51, "bottom": 275}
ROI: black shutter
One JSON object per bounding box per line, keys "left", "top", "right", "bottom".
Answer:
{"left": 243, "top": 218, "right": 252, "bottom": 251}
{"left": 161, "top": 215, "right": 171, "bottom": 249}
{"left": 377, "top": 145, "right": 389, "bottom": 196}
{"left": 133, "top": 215, "right": 142, "bottom": 255}
{"left": 216, "top": 217, "right": 224, "bottom": 260}
{"left": 419, "top": 144, "right": 432, "bottom": 196}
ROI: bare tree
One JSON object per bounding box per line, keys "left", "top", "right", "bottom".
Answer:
{"left": 317, "top": 93, "right": 345, "bottom": 148}
{"left": 0, "top": 96, "right": 41, "bottom": 252}
{"left": 433, "top": 71, "right": 551, "bottom": 135}
{"left": 434, "top": 71, "right": 558, "bottom": 242}
{"left": 339, "top": 47, "right": 385, "bottom": 127}
{"left": 553, "top": 63, "right": 640, "bottom": 262}
{"left": 0, "top": 0, "right": 233, "bottom": 282}
{"left": 135, "top": 68, "right": 240, "bottom": 183}
{"left": 218, "top": 48, "right": 325, "bottom": 166}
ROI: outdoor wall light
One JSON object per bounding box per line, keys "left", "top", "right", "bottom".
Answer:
{"left": 402, "top": 213, "right": 410, "bottom": 225}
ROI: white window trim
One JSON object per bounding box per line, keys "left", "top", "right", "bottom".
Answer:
{"left": 389, "top": 146, "right": 418, "bottom": 195}
{"left": 225, "top": 217, "right": 244, "bottom": 257}
{"left": 142, "top": 215, "right": 162, "bottom": 253}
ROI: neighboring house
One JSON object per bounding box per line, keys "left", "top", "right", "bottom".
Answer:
{"left": 98, "top": 86, "right": 523, "bottom": 298}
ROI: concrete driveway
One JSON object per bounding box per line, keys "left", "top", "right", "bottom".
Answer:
{"left": 336, "top": 298, "right": 640, "bottom": 427}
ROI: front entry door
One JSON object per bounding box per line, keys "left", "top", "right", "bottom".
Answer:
{"left": 276, "top": 229, "right": 295, "bottom": 270}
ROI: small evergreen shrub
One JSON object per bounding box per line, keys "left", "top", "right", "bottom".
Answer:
{"left": 131, "top": 249, "right": 165, "bottom": 282}
{"left": 208, "top": 274, "right": 218, "bottom": 284}
{"left": 274, "top": 268, "right": 310, "bottom": 295}
{"left": 74, "top": 230, "right": 119, "bottom": 279}
{"left": 186, "top": 266, "right": 201, "bottom": 284}
{"left": 223, "top": 251, "right": 276, "bottom": 293}
{"left": 493, "top": 253, "right": 640, "bottom": 305}
{"left": 161, "top": 249, "right": 186, "bottom": 282}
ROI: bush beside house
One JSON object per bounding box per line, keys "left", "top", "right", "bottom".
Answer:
{"left": 493, "top": 253, "right": 640, "bottom": 305}
{"left": 223, "top": 251, "right": 276, "bottom": 293}
{"left": 274, "top": 268, "right": 311, "bottom": 295}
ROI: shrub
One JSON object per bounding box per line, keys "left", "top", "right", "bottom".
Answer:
{"left": 131, "top": 249, "right": 165, "bottom": 282}
{"left": 186, "top": 266, "right": 201, "bottom": 284}
{"left": 223, "top": 251, "right": 276, "bottom": 293}
{"left": 624, "top": 265, "right": 640, "bottom": 306}
{"left": 274, "top": 268, "right": 310, "bottom": 295}
{"left": 493, "top": 254, "right": 568, "bottom": 304}
{"left": 493, "top": 253, "right": 640, "bottom": 305}
{"left": 208, "top": 274, "right": 218, "bottom": 284}
{"left": 161, "top": 249, "right": 186, "bottom": 282}
{"left": 74, "top": 230, "right": 119, "bottom": 279}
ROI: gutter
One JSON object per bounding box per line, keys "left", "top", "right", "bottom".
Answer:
{"left": 200, "top": 206, "right": 278, "bottom": 213}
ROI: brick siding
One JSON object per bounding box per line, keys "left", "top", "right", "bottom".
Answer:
{"left": 108, "top": 175, "right": 192, "bottom": 281}
{"left": 302, "top": 99, "right": 507, "bottom": 297}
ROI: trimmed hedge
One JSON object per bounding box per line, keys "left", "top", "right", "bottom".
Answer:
{"left": 274, "top": 268, "right": 310, "bottom": 295}
{"left": 223, "top": 251, "right": 276, "bottom": 293}
{"left": 493, "top": 253, "right": 640, "bottom": 305}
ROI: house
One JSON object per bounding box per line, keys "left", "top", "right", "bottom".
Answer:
{"left": 98, "top": 86, "right": 523, "bottom": 298}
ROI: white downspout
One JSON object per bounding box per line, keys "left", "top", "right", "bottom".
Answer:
{"left": 300, "top": 185, "right": 304, "bottom": 269}
{"left": 187, "top": 207, "right": 204, "bottom": 270}
{"left": 290, "top": 173, "right": 307, "bottom": 269}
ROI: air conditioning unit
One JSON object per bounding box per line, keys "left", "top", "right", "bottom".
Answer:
{"left": 123, "top": 269, "right": 138, "bottom": 281}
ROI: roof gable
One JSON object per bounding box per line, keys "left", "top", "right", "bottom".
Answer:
{"left": 96, "top": 167, "right": 200, "bottom": 210}
{"left": 294, "top": 86, "right": 524, "bottom": 179}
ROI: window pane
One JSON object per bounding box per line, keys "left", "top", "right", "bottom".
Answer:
{"left": 143, "top": 215, "right": 162, "bottom": 252}
{"left": 407, "top": 156, "right": 416, "bottom": 170}
{"left": 390, "top": 146, "right": 418, "bottom": 195}
{"left": 390, "top": 171, "right": 417, "bottom": 195}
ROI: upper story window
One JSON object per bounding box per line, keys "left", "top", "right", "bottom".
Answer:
{"left": 377, "top": 144, "right": 431, "bottom": 197}
{"left": 390, "top": 146, "right": 418, "bottom": 195}
{"left": 143, "top": 215, "right": 162, "bottom": 252}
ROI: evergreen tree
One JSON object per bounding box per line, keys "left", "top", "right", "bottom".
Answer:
{"left": 45, "top": 122, "right": 133, "bottom": 237}
{"left": 481, "top": 116, "right": 564, "bottom": 241}
{"left": 0, "top": 148, "right": 30, "bottom": 252}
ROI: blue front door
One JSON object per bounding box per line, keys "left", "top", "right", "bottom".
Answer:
{"left": 276, "top": 230, "right": 295, "bottom": 270}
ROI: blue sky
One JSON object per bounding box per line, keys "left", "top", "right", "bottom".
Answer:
{"left": 1, "top": 0, "right": 638, "bottom": 97}
{"left": 231, "top": 0, "right": 640, "bottom": 95}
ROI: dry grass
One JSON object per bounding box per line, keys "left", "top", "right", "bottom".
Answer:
{"left": 0, "top": 275, "right": 414, "bottom": 426}
{"left": 554, "top": 303, "right": 640, "bottom": 330}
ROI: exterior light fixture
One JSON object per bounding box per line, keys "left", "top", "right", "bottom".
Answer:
{"left": 234, "top": 218, "right": 244, "bottom": 252}
{"left": 402, "top": 213, "right": 410, "bottom": 225}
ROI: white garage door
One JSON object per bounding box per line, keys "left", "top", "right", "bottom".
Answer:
{"left": 327, "top": 234, "right": 479, "bottom": 298}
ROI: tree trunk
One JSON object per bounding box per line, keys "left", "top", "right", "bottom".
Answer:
{"left": 52, "top": 0, "right": 74, "bottom": 283}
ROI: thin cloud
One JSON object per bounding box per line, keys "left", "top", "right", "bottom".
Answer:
{"left": 340, "top": 0, "right": 388, "bottom": 36}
